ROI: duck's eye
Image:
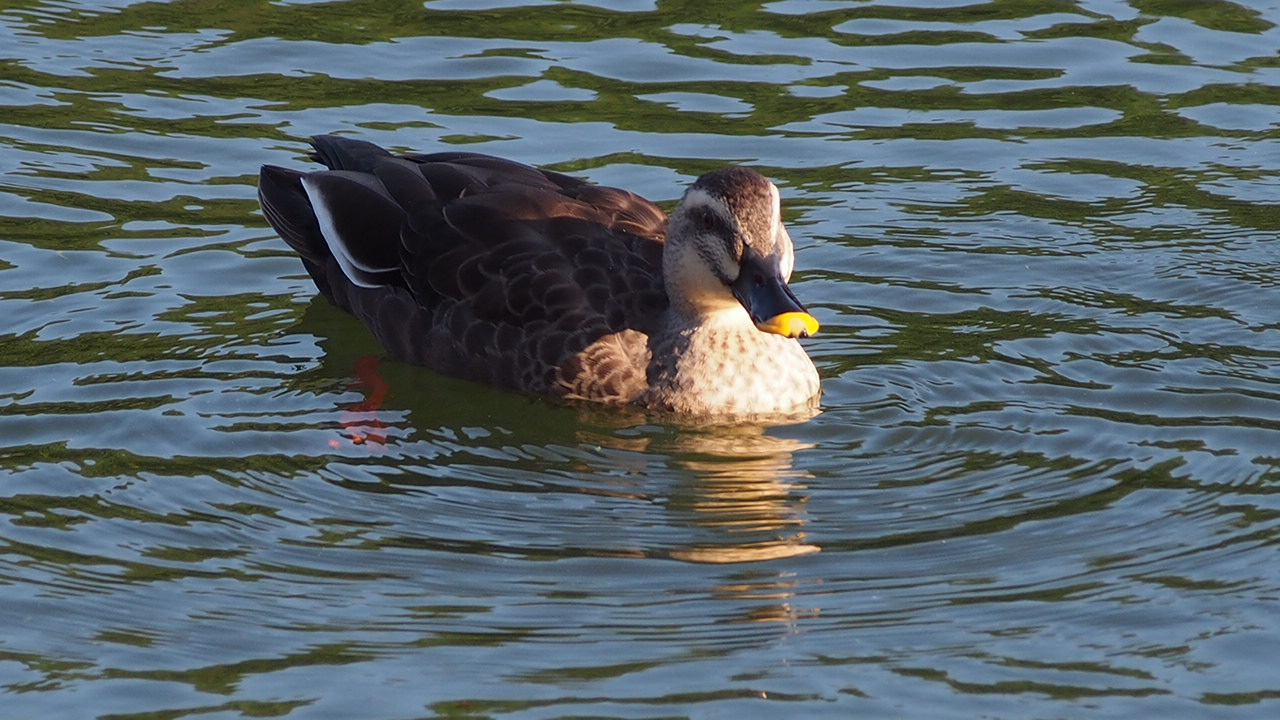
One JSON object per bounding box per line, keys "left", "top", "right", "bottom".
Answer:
{"left": 700, "top": 210, "right": 716, "bottom": 231}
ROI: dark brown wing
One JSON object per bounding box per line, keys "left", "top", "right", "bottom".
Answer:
{"left": 258, "top": 135, "right": 669, "bottom": 401}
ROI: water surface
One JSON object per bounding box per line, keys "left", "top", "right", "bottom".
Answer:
{"left": 2, "top": 0, "right": 1279, "bottom": 718}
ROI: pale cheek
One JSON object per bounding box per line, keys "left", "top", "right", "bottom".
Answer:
{"left": 666, "top": 256, "right": 739, "bottom": 313}
{"left": 667, "top": 245, "right": 715, "bottom": 292}
{"left": 714, "top": 254, "right": 739, "bottom": 286}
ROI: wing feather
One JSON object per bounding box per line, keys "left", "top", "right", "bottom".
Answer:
{"left": 259, "top": 135, "right": 670, "bottom": 402}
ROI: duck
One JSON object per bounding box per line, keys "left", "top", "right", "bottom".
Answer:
{"left": 258, "top": 135, "right": 821, "bottom": 417}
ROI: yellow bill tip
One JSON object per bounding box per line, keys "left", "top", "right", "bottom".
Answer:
{"left": 756, "top": 312, "right": 819, "bottom": 338}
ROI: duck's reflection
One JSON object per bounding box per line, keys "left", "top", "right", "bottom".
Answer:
{"left": 586, "top": 425, "right": 821, "bottom": 564}
{"left": 640, "top": 427, "right": 822, "bottom": 632}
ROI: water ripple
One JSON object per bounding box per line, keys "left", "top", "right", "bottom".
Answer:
{"left": 2, "top": 0, "right": 1280, "bottom": 717}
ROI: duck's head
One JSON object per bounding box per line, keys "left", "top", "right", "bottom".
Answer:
{"left": 664, "top": 167, "right": 819, "bottom": 339}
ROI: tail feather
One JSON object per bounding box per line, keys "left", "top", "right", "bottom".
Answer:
{"left": 258, "top": 164, "right": 341, "bottom": 301}
{"left": 259, "top": 165, "right": 321, "bottom": 259}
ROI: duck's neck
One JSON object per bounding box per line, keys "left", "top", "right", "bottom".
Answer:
{"left": 666, "top": 301, "right": 756, "bottom": 334}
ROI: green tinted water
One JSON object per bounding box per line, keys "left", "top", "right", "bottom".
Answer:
{"left": 2, "top": 0, "right": 1279, "bottom": 718}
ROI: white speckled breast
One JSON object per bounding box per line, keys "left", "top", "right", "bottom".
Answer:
{"left": 642, "top": 319, "right": 821, "bottom": 416}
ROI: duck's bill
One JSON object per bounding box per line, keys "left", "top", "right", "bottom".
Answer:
{"left": 732, "top": 254, "right": 820, "bottom": 339}
{"left": 755, "top": 310, "right": 819, "bottom": 338}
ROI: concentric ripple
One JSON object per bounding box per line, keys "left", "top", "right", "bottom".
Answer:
{"left": 2, "top": 0, "right": 1279, "bottom": 718}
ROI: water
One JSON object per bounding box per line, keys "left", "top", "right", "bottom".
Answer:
{"left": 2, "top": 0, "right": 1279, "bottom": 717}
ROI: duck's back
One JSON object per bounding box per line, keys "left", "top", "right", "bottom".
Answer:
{"left": 259, "top": 135, "right": 670, "bottom": 402}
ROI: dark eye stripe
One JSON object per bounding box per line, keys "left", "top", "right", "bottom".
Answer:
{"left": 695, "top": 201, "right": 742, "bottom": 262}
{"left": 722, "top": 226, "right": 742, "bottom": 262}
{"left": 695, "top": 241, "right": 734, "bottom": 286}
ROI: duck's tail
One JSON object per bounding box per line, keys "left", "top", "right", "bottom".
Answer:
{"left": 258, "top": 164, "right": 339, "bottom": 302}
